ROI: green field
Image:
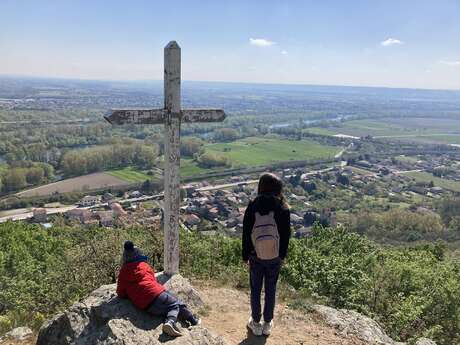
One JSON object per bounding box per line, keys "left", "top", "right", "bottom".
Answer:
{"left": 402, "top": 135, "right": 460, "bottom": 145}
{"left": 307, "top": 118, "right": 460, "bottom": 145}
{"left": 107, "top": 167, "right": 151, "bottom": 183}
{"left": 301, "top": 120, "right": 411, "bottom": 138}
{"left": 395, "top": 155, "right": 420, "bottom": 164}
{"left": 206, "top": 137, "right": 339, "bottom": 167}
{"left": 302, "top": 127, "right": 338, "bottom": 136}
{"left": 180, "top": 158, "right": 225, "bottom": 177}
{"left": 406, "top": 171, "right": 460, "bottom": 193}
{"left": 349, "top": 166, "right": 375, "bottom": 176}
{"left": 0, "top": 164, "right": 7, "bottom": 174}
{"left": 108, "top": 137, "right": 340, "bottom": 179}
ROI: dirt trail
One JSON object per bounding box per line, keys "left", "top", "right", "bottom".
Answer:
{"left": 196, "top": 283, "right": 366, "bottom": 345}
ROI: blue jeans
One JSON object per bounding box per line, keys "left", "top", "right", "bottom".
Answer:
{"left": 145, "top": 291, "right": 193, "bottom": 323}
{"left": 249, "top": 256, "right": 282, "bottom": 323}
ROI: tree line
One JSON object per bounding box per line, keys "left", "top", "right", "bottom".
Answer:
{"left": 0, "top": 162, "right": 54, "bottom": 194}
{"left": 60, "top": 143, "right": 159, "bottom": 176}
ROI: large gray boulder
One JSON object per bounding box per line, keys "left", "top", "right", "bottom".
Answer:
{"left": 36, "top": 273, "right": 227, "bottom": 345}
{"left": 313, "top": 305, "right": 437, "bottom": 345}
{"left": 313, "top": 304, "right": 403, "bottom": 345}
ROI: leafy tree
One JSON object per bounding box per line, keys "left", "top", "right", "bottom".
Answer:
{"left": 289, "top": 170, "right": 302, "bottom": 187}
{"left": 214, "top": 128, "right": 239, "bottom": 142}
{"left": 25, "top": 167, "right": 44, "bottom": 185}
{"left": 134, "top": 145, "right": 159, "bottom": 169}
{"left": 301, "top": 181, "right": 317, "bottom": 193}
{"left": 303, "top": 211, "right": 318, "bottom": 226}
{"left": 2, "top": 169, "right": 26, "bottom": 192}
{"left": 349, "top": 209, "right": 444, "bottom": 242}
{"left": 40, "top": 163, "right": 54, "bottom": 179}
{"left": 436, "top": 198, "right": 460, "bottom": 226}
{"left": 60, "top": 143, "right": 159, "bottom": 176}
{"left": 141, "top": 179, "right": 152, "bottom": 193}
{"left": 197, "top": 151, "right": 230, "bottom": 168}
{"left": 180, "top": 137, "right": 204, "bottom": 157}
{"left": 336, "top": 173, "right": 350, "bottom": 186}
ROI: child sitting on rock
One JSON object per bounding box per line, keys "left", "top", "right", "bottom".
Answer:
{"left": 116, "top": 241, "right": 200, "bottom": 337}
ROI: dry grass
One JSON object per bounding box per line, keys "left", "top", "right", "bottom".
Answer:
{"left": 17, "top": 172, "right": 128, "bottom": 197}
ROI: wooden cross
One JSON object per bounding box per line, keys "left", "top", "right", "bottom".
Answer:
{"left": 105, "top": 41, "right": 226, "bottom": 275}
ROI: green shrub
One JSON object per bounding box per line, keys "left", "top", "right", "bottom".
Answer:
{"left": 1, "top": 221, "right": 460, "bottom": 344}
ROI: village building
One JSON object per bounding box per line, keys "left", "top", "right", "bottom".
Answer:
{"left": 129, "top": 190, "right": 142, "bottom": 198}
{"left": 183, "top": 214, "right": 200, "bottom": 228}
{"left": 110, "top": 202, "right": 127, "bottom": 217}
{"left": 79, "top": 195, "right": 98, "bottom": 207}
{"left": 95, "top": 211, "right": 114, "bottom": 227}
{"left": 66, "top": 209, "right": 93, "bottom": 224}
{"left": 102, "top": 192, "right": 114, "bottom": 202}
{"left": 430, "top": 186, "right": 444, "bottom": 194}
{"left": 32, "top": 208, "right": 47, "bottom": 223}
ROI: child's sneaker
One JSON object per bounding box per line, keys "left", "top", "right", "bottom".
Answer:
{"left": 262, "top": 320, "right": 273, "bottom": 336}
{"left": 247, "top": 317, "right": 263, "bottom": 336}
{"left": 187, "top": 314, "right": 201, "bottom": 327}
{"left": 162, "top": 320, "right": 182, "bottom": 337}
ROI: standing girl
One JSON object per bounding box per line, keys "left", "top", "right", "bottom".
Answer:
{"left": 242, "top": 173, "right": 291, "bottom": 336}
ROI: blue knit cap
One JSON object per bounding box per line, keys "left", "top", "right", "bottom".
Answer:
{"left": 122, "top": 241, "right": 148, "bottom": 264}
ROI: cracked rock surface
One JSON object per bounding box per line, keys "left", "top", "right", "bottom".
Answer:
{"left": 36, "top": 273, "right": 227, "bottom": 345}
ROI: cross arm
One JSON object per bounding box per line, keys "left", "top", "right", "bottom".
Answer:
{"left": 181, "top": 109, "right": 226, "bottom": 123}
{"left": 104, "top": 109, "right": 165, "bottom": 125}
{"left": 104, "top": 108, "right": 226, "bottom": 125}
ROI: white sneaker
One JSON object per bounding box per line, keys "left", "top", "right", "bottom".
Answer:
{"left": 247, "top": 317, "right": 263, "bottom": 336}
{"left": 162, "top": 320, "right": 182, "bottom": 337}
{"left": 262, "top": 320, "right": 273, "bottom": 336}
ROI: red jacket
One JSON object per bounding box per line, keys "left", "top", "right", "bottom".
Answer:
{"left": 116, "top": 261, "right": 166, "bottom": 309}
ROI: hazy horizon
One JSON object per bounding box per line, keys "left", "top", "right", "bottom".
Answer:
{"left": 2, "top": 73, "right": 460, "bottom": 93}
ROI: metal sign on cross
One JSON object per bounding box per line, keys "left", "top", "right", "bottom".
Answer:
{"left": 105, "top": 41, "right": 226, "bottom": 275}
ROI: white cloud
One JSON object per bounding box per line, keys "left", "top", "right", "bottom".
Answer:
{"left": 281, "top": 50, "right": 288, "bottom": 55}
{"left": 381, "top": 38, "right": 403, "bottom": 47}
{"left": 249, "top": 38, "right": 275, "bottom": 47}
{"left": 440, "top": 60, "right": 460, "bottom": 66}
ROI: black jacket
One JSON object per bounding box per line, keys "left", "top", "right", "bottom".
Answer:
{"left": 242, "top": 194, "right": 291, "bottom": 261}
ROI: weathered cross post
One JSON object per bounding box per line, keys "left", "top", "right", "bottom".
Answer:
{"left": 105, "top": 41, "right": 226, "bottom": 275}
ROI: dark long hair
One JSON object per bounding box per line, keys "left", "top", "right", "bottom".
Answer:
{"left": 257, "top": 173, "right": 288, "bottom": 209}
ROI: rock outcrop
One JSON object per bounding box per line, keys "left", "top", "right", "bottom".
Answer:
{"left": 0, "top": 327, "right": 33, "bottom": 342}
{"left": 36, "top": 273, "right": 227, "bottom": 345}
{"left": 35, "top": 272, "right": 438, "bottom": 345}
{"left": 313, "top": 305, "right": 436, "bottom": 345}
{"left": 313, "top": 304, "right": 399, "bottom": 345}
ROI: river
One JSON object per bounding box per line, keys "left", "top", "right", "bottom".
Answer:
{"left": 268, "top": 115, "right": 354, "bottom": 129}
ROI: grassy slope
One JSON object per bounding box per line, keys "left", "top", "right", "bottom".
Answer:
{"left": 64, "top": 137, "right": 337, "bottom": 182}
{"left": 107, "top": 167, "right": 151, "bottom": 183}
{"left": 303, "top": 127, "right": 338, "bottom": 136}
{"left": 395, "top": 155, "right": 420, "bottom": 164}
{"left": 206, "top": 137, "right": 339, "bottom": 167}
{"left": 305, "top": 118, "right": 460, "bottom": 145}
{"left": 180, "top": 158, "right": 224, "bottom": 177}
{"left": 407, "top": 171, "right": 460, "bottom": 193}
{"left": 402, "top": 135, "right": 460, "bottom": 145}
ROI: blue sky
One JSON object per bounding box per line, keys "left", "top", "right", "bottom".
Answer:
{"left": 1, "top": 0, "right": 460, "bottom": 89}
